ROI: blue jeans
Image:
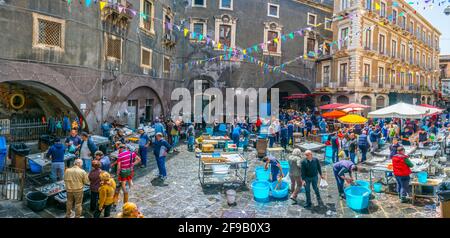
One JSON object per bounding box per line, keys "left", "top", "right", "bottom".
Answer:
{"left": 51, "top": 162, "right": 65, "bottom": 182}
{"left": 139, "top": 147, "right": 148, "bottom": 167}
{"left": 232, "top": 134, "right": 240, "bottom": 147}
{"left": 188, "top": 136, "right": 195, "bottom": 151}
{"left": 304, "top": 176, "right": 321, "bottom": 205}
{"left": 344, "top": 150, "right": 349, "bottom": 158}
{"left": 281, "top": 138, "right": 288, "bottom": 150}
{"left": 172, "top": 135, "right": 179, "bottom": 148}
{"left": 82, "top": 158, "right": 92, "bottom": 173}
{"left": 332, "top": 147, "right": 339, "bottom": 163}
{"left": 395, "top": 175, "right": 410, "bottom": 199}
{"left": 349, "top": 152, "right": 356, "bottom": 164}
{"left": 288, "top": 133, "right": 293, "bottom": 145}
{"left": 271, "top": 165, "right": 280, "bottom": 182}
{"left": 359, "top": 146, "right": 368, "bottom": 162}
{"left": 156, "top": 156, "right": 167, "bottom": 177}
{"left": 333, "top": 169, "right": 345, "bottom": 195}
{"left": 269, "top": 136, "right": 275, "bottom": 148}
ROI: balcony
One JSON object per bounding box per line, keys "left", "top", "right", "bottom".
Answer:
{"left": 162, "top": 32, "right": 176, "bottom": 48}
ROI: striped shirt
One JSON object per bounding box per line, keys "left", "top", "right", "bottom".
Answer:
{"left": 117, "top": 150, "right": 137, "bottom": 170}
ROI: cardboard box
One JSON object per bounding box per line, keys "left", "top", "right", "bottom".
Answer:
{"left": 202, "top": 144, "right": 214, "bottom": 153}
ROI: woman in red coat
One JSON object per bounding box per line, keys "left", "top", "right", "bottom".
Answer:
{"left": 392, "top": 146, "right": 414, "bottom": 203}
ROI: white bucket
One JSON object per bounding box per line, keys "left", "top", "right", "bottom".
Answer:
{"left": 226, "top": 189, "right": 236, "bottom": 205}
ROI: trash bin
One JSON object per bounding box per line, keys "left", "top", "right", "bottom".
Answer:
{"left": 38, "top": 135, "right": 56, "bottom": 152}
{"left": 10, "top": 143, "right": 31, "bottom": 170}
{"left": 0, "top": 136, "right": 7, "bottom": 171}
{"left": 437, "top": 182, "right": 450, "bottom": 218}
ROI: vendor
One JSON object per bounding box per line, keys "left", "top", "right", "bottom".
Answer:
{"left": 263, "top": 155, "right": 284, "bottom": 182}
{"left": 65, "top": 129, "right": 81, "bottom": 154}
{"left": 333, "top": 160, "right": 358, "bottom": 199}
{"left": 401, "top": 127, "right": 413, "bottom": 146}
{"left": 113, "top": 129, "right": 126, "bottom": 145}
{"left": 240, "top": 127, "right": 250, "bottom": 151}
{"left": 137, "top": 128, "right": 151, "bottom": 168}
{"left": 418, "top": 127, "right": 429, "bottom": 146}
{"left": 389, "top": 137, "right": 401, "bottom": 159}
{"left": 231, "top": 124, "right": 241, "bottom": 147}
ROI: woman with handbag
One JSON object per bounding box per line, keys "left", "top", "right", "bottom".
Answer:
{"left": 114, "top": 144, "right": 141, "bottom": 208}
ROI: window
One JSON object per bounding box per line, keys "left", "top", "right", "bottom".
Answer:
{"left": 409, "top": 21, "right": 414, "bottom": 33}
{"left": 364, "top": 27, "right": 372, "bottom": 49}
{"left": 401, "top": 15, "right": 406, "bottom": 29}
{"left": 219, "top": 24, "right": 232, "bottom": 47}
{"left": 409, "top": 47, "right": 413, "bottom": 64}
{"left": 220, "top": 0, "right": 232, "bottom": 10}
{"left": 365, "top": 0, "right": 372, "bottom": 10}
{"left": 163, "top": 57, "right": 171, "bottom": 73}
{"left": 268, "top": 3, "right": 279, "bottom": 18}
{"left": 400, "top": 72, "right": 405, "bottom": 87}
{"left": 141, "top": 47, "right": 152, "bottom": 69}
{"left": 422, "top": 54, "right": 426, "bottom": 67}
{"left": 363, "top": 63, "right": 371, "bottom": 84}
{"left": 391, "top": 70, "right": 397, "bottom": 85}
{"left": 323, "top": 65, "right": 330, "bottom": 86}
{"left": 163, "top": 9, "right": 173, "bottom": 35}
{"left": 325, "top": 18, "right": 332, "bottom": 30}
{"left": 323, "top": 41, "right": 331, "bottom": 55}
{"left": 391, "top": 40, "right": 397, "bottom": 58}
{"left": 267, "top": 31, "right": 279, "bottom": 53}
{"left": 401, "top": 44, "right": 406, "bottom": 61}
{"left": 191, "top": 19, "right": 207, "bottom": 41}
{"left": 416, "top": 51, "right": 420, "bottom": 65}
{"left": 193, "top": 0, "right": 206, "bottom": 7}
{"left": 339, "top": 63, "right": 348, "bottom": 86}
{"left": 32, "top": 13, "right": 65, "bottom": 51}
{"left": 378, "top": 67, "right": 385, "bottom": 87}
{"left": 264, "top": 22, "right": 282, "bottom": 56}
{"left": 306, "top": 38, "right": 316, "bottom": 55}
{"left": 341, "top": 0, "right": 349, "bottom": 11}
{"left": 340, "top": 27, "right": 349, "bottom": 48}
{"left": 392, "top": 9, "right": 397, "bottom": 24}
{"left": 307, "top": 13, "right": 317, "bottom": 26}
{"left": 106, "top": 35, "right": 122, "bottom": 61}
{"left": 380, "top": 2, "right": 386, "bottom": 18}
{"left": 379, "top": 34, "right": 385, "bottom": 54}
{"left": 140, "top": 0, "right": 154, "bottom": 34}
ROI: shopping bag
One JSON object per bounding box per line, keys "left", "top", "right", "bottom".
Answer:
{"left": 319, "top": 178, "right": 328, "bottom": 188}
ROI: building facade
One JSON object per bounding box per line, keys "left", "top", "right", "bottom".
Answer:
{"left": 0, "top": 0, "right": 180, "bottom": 135}
{"left": 439, "top": 55, "right": 450, "bottom": 108}
{"left": 315, "top": 0, "right": 441, "bottom": 113}
{"left": 174, "top": 0, "right": 333, "bottom": 113}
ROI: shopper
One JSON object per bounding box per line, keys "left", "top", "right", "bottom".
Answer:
{"left": 78, "top": 132, "right": 98, "bottom": 173}
{"left": 186, "top": 123, "right": 195, "bottom": 152}
{"left": 94, "top": 150, "right": 110, "bottom": 172}
{"left": 171, "top": 120, "right": 181, "bottom": 153}
{"left": 301, "top": 150, "right": 324, "bottom": 208}
{"left": 64, "top": 159, "right": 89, "bottom": 218}
{"left": 46, "top": 138, "right": 66, "bottom": 182}
{"left": 287, "top": 149, "right": 303, "bottom": 202}
{"left": 392, "top": 146, "right": 414, "bottom": 203}
{"left": 280, "top": 122, "right": 288, "bottom": 150}
{"left": 231, "top": 124, "right": 241, "bottom": 147}
{"left": 137, "top": 128, "right": 150, "bottom": 168}
{"left": 333, "top": 160, "right": 357, "bottom": 199}
{"left": 330, "top": 132, "right": 340, "bottom": 163}
{"left": 94, "top": 172, "right": 116, "bottom": 218}
{"left": 348, "top": 133, "right": 358, "bottom": 164}
{"left": 88, "top": 160, "right": 102, "bottom": 212}
{"left": 116, "top": 144, "right": 141, "bottom": 205}
{"left": 153, "top": 133, "right": 172, "bottom": 180}
{"left": 116, "top": 202, "right": 144, "bottom": 218}
{"left": 357, "top": 131, "right": 369, "bottom": 163}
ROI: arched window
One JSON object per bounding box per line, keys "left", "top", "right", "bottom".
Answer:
{"left": 320, "top": 95, "right": 331, "bottom": 105}
{"left": 336, "top": 95, "right": 349, "bottom": 104}
{"left": 376, "top": 96, "right": 385, "bottom": 109}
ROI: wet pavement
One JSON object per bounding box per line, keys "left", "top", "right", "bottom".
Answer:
{"left": 0, "top": 144, "right": 443, "bottom": 218}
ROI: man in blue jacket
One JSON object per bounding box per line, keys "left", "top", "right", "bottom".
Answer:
{"left": 78, "top": 132, "right": 98, "bottom": 172}
{"left": 46, "top": 138, "right": 66, "bottom": 182}
{"left": 101, "top": 120, "right": 112, "bottom": 138}
{"left": 137, "top": 128, "right": 151, "bottom": 168}
{"left": 153, "top": 133, "right": 172, "bottom": 180}
{"left": 358, "top": 130, "right": 369, "bottom": 163}
{"left": 333, "top": 160, "right": 358, "bottom": 199}
{"left": 232, "top": 124, "right": 241, "bottom": 147}
{"left": 330, "top": 132, "right": 340, "bottom": 163}
{"left": 369, "top": 126, "right": 381, "bottom": 153}
{"left": 152, "top": 119, "right": 166, "bottom": 136}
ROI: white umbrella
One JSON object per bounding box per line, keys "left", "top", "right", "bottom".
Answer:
{"left": 368, "top": 102, "right": 438, "bottom": 119}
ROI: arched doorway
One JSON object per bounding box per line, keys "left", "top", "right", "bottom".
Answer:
{"left": 337, "top": 95, "right": 349, "bottom": 104}
{"left": 320, "top": 95, "right": 331, "bottom": 106}
{"left": 427, "top": 96, "right": 432, "bottom": 105}
{"left": 0, "top": 80, "right": 85, "bottom": 141}
{"left": 125, "top": 87, "right": 163, "bottom": 129}
{"left": 421, "top": 96, "right": 426, "bottom": 104}
{"left": 270, "top": 80, "right": 313, "bottom": 112}
{"left": 361, "top": 95, "right": 372, "bottom": 115}
{"left": 376, "top": 96, "right": 385, "bottom": 109}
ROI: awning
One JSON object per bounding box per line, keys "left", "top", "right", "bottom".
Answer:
{"left": 368, "top": 102, "right": 442, "bottom": 119}
{"left": 322, "top": 110, "right": 347, "bottom": 119}
{"left": 338, "top": 114, "right": 368, "bottom": 124}
{"left": 319, "top": 103, "right": 345, "bottom": 110}
{"left": 337, "top": 103, "right": 371, "bottom": 110}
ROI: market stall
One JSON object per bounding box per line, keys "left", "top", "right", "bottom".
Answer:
{"left": 26, "top": 153, "right": 76, "bottom": 185}
{"left": 198, "top": 152, "right": 248, "bottom": 186}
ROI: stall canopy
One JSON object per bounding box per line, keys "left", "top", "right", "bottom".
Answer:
{"left": 322, "top": 110, "right": 347, "bottom": 119}
{"left": 341, "top": 108, "right": 364, "bottom": 113}
{"left": 319, "top": 103, "right": 344, "bottom": 110}
{"left": 419, "top": 104, "right": 444, "bottom": 110}
{"left": 368, "top": 102, "right": 442, "bottom": 119}
{"left": 338, "top": 114, "right": 368, "bottom": 124}
{"left": 337, "top": 103, "right": 371, "bottom": 110}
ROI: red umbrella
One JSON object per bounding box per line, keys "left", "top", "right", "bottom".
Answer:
{"left": 337, "top": 103, "right": 371, "bottom": 110}
{"left": 319, "top": 103, "right": 344, "bottom": 110}
{"left": 322, "top": 110, "right": 347, "bottom": 119}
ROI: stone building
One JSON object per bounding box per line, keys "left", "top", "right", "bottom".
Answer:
{"left": 0, "top": 0, "right": 179, "bottom": 137}
{"left": 174, "top": 0, "right": 333, "bottom": 114}
{"left": 315, "top": 0, "right": 441, "bottom": 114}
{"left": 439, "top": 55, "right": 450, "bottom": 108}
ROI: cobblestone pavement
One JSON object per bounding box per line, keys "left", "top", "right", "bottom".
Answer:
{"left": 0, "top": 144, "right": 441, "bottom": 218}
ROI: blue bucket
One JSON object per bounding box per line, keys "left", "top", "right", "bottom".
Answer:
{"left": 270, "top": 181, "right": 289, "bottom": 199}
{"left": 28, "top": 160, "right": 42, "bottom": 174}
{"left": 345, "top": 186, "right": 371, "bottom": 211}
{"left": 373, "top": 183, "right": 383, "bottom": 193}
{"left": 252, "top": 181, "right": 270, "bottom": 202}
{"left": 418, "top": 172, "right": 428, "bottom": 184}
{"left": 255, "top": 166, "right": 270, "bottom": 181}
{"left": 280, "top": 161, "right": 289, "bottom": 176}
{"left": 354, "top": 180, "right": 370, "bottom": 189}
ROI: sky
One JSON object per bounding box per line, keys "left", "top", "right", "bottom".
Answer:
{"left": 412, "top": 1, "right": 450, "bottom": 55}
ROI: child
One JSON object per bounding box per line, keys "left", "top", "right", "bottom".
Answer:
{"left": 263, "top": 155, "right": 284, "bottom": 182}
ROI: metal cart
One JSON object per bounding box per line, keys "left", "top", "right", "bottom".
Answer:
{"left": 198, "top": 152, "right": 248, "bottom": 186}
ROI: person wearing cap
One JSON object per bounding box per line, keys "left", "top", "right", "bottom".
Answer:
{"left": 116, "top": 202, "right": 144, "bottom": 218}
{"left": 94, "top": 172, "right": 116, "bottom": 218}
{"left": 153, "top": 133, "right": 172, "bottom": 180}
{"left": 137, "top": 128, "right": 150, "bottom": 168}
{"left": 46, "top": 138, "right": 66, "bottom": 182}
{"left": 94, "top": 150, "right": 110, "bottom": 172}
{"left": 78, "top": 132, "right": 98, "bottom": 172}
{"left": 88, "top": 160, "right": 102, "bottom": 212}
{"left": 333, "top": 160, "right": 358, "bottom": 199}
{"left": 263, "top": 155, "right": 284, "bottom": 182}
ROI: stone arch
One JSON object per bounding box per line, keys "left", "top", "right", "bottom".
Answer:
{"left": 320, "top": 95, "right": 331, "bottom": 105}
{"left": 427, "top": 96, "right": 432, "bottom": 105}
{"left": 376, "top": 95, "right": 386, "bottom": 109}
{"left": 337, "top": 95, "right": 350, "bottom": 104}
{"left": 269, "top": 80, "right": 313, "bottom": 111}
